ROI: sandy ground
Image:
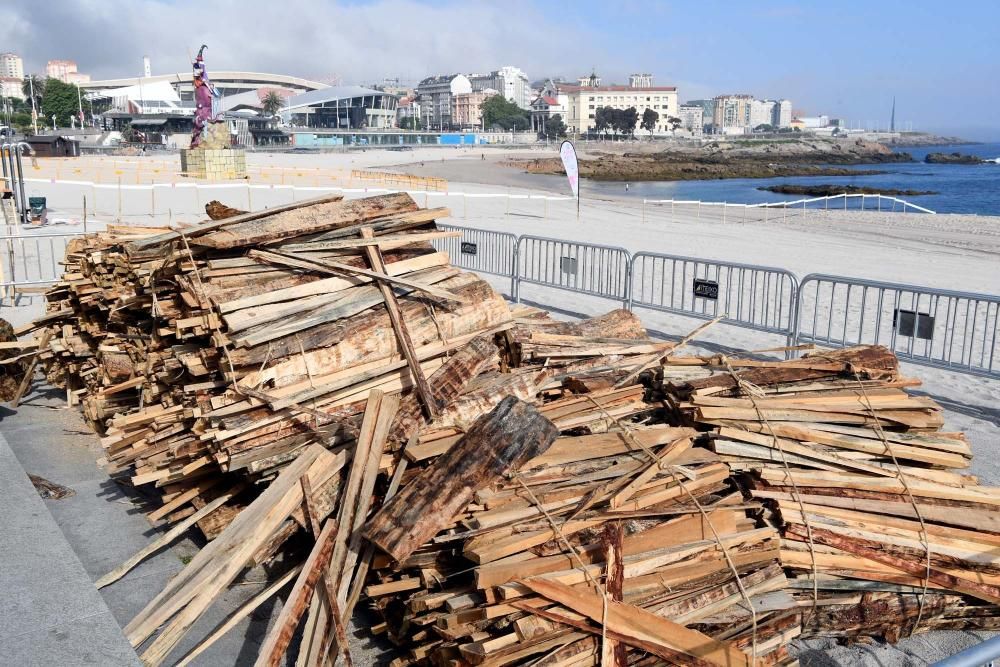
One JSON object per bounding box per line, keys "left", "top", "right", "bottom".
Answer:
{"left": 4, "top": 147, "right": 1000, "bottom": 665}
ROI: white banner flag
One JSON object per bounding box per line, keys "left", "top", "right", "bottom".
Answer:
{"left": 559, "top": 140, "right": 579, "bottom": 198}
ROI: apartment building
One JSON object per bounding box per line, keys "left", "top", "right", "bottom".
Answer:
{"left": 415, "top": 73, "right": 472, "bottom": 129}
{"left": 712, "top": 94, "right": 754, "bottom": 133}
{"left": 452, "top": 89, "right": 498, "bottom": 129}
{"left": 470, "top": 66, "right": 530, "bottom": 109}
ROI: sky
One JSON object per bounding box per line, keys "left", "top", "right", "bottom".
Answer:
{"left": 3, "top": 0, "right": 998, "bottom": 140}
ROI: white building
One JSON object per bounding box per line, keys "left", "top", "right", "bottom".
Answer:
{"left": 396, "top": 96, "right": 421, "bottom": 127}
{"left": 798, "top": 115, "right": 829, "bottom": 128}
{"left": 415, "top": 74, "right": 471, "bottom": 129}
{"left": 750, "top": 99, "right": 776, "bottom": 129}
{"left": 470, "top": 66, "right": 531, "bottom": 109}
{"left": 46, "top": 60, "right": 90, "bottom": 84}
{"left": 773, "top": 99, "right": 792, "bottom": 128}
{"left": 712, "top": 94, "right": 753, "bottom": 132}
{"left": 564, "top": 82, "right": 678, "bottom": 135}
{"left": 1, "top": 53, "right": 23, "bottom": 80}
{"left": 678, "top": 105, "right": 705, "bottom": 135}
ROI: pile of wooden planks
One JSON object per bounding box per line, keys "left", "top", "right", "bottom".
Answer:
{"left": 18, "top": 191, "right": 1000, "bottom": 665}
{"left": 24, "top": 193, "right": 511, "bottom": 532}
{"left": 665, "top": 345, "right": 1000, "bottom": 644}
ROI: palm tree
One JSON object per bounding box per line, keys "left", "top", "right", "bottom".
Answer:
{"left": 22, "top": 75, "right": 45, "bottom": 109}
{"left": 261, "top": 91, "right": 284, "bottom": 118}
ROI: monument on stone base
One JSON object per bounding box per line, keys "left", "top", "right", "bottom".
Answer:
{"left": 179, "top": 45, "right": 247, "bottom": 181}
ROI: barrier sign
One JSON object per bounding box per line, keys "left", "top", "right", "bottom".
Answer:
{"left": 693, "top": 278, "right": 719, "bottom": 300}
{"left": 460, "top": 242, "right": 478, "bottom": 256}
{"left": 894, "top": 309, "right": 934, "bottom": 340}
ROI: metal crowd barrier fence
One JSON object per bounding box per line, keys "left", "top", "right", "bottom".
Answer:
{"left": 2, "top": 142, "right": 34, "bottom": 225}
{"left": 432, "top": 225, "right": 519, "bottom": 298}
{"left": 629, "top": 252, "right": 799, "bottom": 341}
{"left": 515, "top": 235, "right": 631, "bottom": 307}
{"left": 795, "top": 274, "right": 1000, "bottom": 379}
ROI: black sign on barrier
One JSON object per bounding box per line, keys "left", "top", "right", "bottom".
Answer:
{"left": 893, "top": 309, "right": 934, "bottom": 340}
{"left": 460, "top": 242, "right": 478, "bottom": 256}
{"left": 693, "top": 278, "right": 719, "bottom": 300}
{"left": 560, "top": 257, "right": 578, "bottom": 274}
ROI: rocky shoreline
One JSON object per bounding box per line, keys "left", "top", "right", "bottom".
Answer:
{"left": 509, "top": 137, "right": 910, "bottom": 182}
{"left": 925, "top": 152, "right": 986, "bottom": 164}
{"left": 759, "top": 184, "right": 937, "bottom": 197}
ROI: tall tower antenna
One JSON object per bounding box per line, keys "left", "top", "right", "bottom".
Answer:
{"left": 890, "top": 96, "right": 896, "bottom": 133}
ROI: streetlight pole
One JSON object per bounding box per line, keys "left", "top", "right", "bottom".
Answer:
{"left": 29, "top": 76, "right": 39, "bottom": 135}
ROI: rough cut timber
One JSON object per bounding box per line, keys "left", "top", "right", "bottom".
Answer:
{"left": 363, "top": 396, "right": 559, "bottom": 563}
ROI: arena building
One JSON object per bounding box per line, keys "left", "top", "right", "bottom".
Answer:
{"left": 282, "top": 86, "right": 399, "bottom": 130}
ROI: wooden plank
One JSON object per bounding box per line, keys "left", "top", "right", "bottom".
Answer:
{"left": 254, "top": 520, "right": 339, "bottom": 667}
{"left": 521, "top": 579, "right": 753, "bottom": 667}
{"left": 360, "top": 227, "right": 437, "bottom": 421}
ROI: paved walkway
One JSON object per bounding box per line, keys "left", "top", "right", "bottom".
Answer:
{"left": 0, "top": 426, "right": 141, "bottom": 666}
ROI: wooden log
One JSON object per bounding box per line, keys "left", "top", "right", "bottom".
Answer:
{"left": 363, "top": 396, "right": 559, "bottom": 562}
{"left": 601, "top": 522, "right": 627, "bottom": 667}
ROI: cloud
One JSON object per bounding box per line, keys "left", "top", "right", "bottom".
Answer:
{"left": 2, "top": 0, "right": 604, "bottom": 85}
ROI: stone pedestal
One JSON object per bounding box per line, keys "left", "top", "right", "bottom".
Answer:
{"left": 180, "top": 148, "right": 247, "bottom": 180}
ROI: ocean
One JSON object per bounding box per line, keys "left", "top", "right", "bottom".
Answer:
{"left": 583, "top": 142, "right": 1000, "bottom": 216}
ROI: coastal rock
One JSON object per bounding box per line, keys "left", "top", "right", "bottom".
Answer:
{"left": 925, "top": 152, "right": 984, "bottom": 164}
{"left": 758, "top": 184, "right": 936, "bottom": 197}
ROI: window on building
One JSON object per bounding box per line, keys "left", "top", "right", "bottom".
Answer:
{"left": 588, "top": 113, "right": 595, "bottom": 119}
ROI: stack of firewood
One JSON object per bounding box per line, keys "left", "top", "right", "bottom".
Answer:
{"left": 19, "top": 192, "right": 1000, "bottom": 666}
{"left": 665, "top": 346, "right": 1000, "bottom": 644}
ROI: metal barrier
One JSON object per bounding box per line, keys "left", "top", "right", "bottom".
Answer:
{"left": 515, "top": 235, "right": 631, "bottom": 307}
{"left": 795, "top": 274, "right": 1000, "bottom": 378}
{"left": 432, "top": 224, "right": 518, "bottom": 297}
{"left": 629, "top": 252, "right": 799, "bottom": 340}
{"left": 1, "top": 142, "right": 34, "bottom": 225}
{"left": 0, "top": 233, "right": 84, "bottom": 299}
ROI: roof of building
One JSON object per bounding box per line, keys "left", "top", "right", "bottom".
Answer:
{"left": 25, "top": 135, "right": 79, "bottom": 143}
{"left": 284, "top": 85, "right": 395, "bottom": 111}
{"left": 561, "top": 85, "right": 677, "bottom": 93}
{"left": 80, "top": 71, "right": 328, "bottom": 92}
{"left": 417, "top": 74, "right": 467, "bottom": 87}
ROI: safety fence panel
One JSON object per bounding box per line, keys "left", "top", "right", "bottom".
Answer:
{"left": 432, "top": 225, "right": 518, "bottom": 297}
{"left": 795, "top": 274, "right": 1000, "bottom": 378}
{"left": 515, "top": 235, "right": 630, "bottom": 306}
{"left": 0, "top": 233, "right": 84, "bottom": 288}
{"left": 629, "top": 252, "right": 799, "bottom": 338}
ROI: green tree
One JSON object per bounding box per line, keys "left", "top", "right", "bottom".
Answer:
{"left": 620, "top": 107, "right": 638, "bottom": 138}
{"left": 41, "top": 77, "right": 81, "bottom": 127}
{"left": 480, "top": 95, "right": 529, "bottom": 130}
{"left": 668, "top": 116, "right": 682, "bottom": 133}
{"left": 640, "top": 108, "right": 659, "bottom": 137}
{"left": 543, "top": 113, "right": 567, "bottom": 138}
{"left": 399, "top": 117, "right": 422, "bottom": 130}
{"left": 594, "top": 107, "right": 611, "bottom": 138}
{"left": 754, "top": 123, "right": 774, "bottom": 133}
{"left": 261, "top": 91, "right": 284, "bottom": 117}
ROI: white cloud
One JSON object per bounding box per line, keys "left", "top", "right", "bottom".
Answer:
{"left": 3, "top": 0, "right": 603, "bottom": 85}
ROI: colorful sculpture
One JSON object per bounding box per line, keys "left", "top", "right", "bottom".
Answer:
{"left": 190, "top": 45, "right": 220, "bottom": 148}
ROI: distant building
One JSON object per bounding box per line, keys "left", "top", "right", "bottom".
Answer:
{"left": 684, "top": 99, "right": 716, "bottom": 127}
{"left": 772, "top": 100, "right": 792, "bottom": 128}
{"left": 452, "top": 89, "right": 498, "bottom": 129}
{"left": 0, "top": 78, "right": 24, "bottom": 101}
{"left": 797, "top": 115, "right": 829, "bottom": 128}
{"left": 396, "top": 96, "right": 421, "bottom": 127}
{"left": 415, "top": 74, "right": 471, "bottom": 129}
{"left": 750, "top": 99, "right": 776, "bottom": 129}
{"left": 1, "top": 52, "right": 24, "bottom": 80}
{"left": 628, "top": 73, "right": 653, "bottom": 88}
{"left": 470, "top": 66, "right": 531, "bottom": 109}
{"left": 678, "top": 105, "right": 705, "bottom": 135}
{"left": 712, "top": 94, "right": 754, "bottom": 133}
{"left": 529, "top": 80, "right": 570, "bottom": 134}
{"left": 283, "top": 86, "right": 398, "bottom": 129}
{"left": 564, "top": 82, "right": 678, "bottom": 135}
{"left": 46, "top": 60, "right": 90, "bottom": 84}
{"left": 577, "top": 72, "right": 601, "bottom": 88}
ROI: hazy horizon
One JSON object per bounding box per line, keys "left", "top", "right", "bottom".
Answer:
{"left": 3, "top": 0, "right": 998, "bottom": 141}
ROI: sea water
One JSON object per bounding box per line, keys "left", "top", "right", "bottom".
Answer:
{"left": 583, "top": 143, "right": 1000, "bottom": 215}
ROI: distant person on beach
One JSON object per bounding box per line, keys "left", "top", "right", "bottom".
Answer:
{"left": 482, "top": 153, "right": 485, "bottom": 160}
{"left": 625, "top": 183, "right": 630, "bottom": 192}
